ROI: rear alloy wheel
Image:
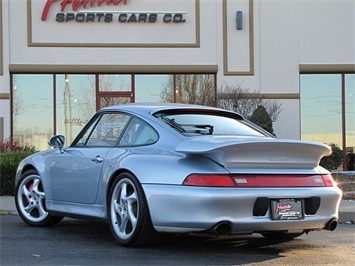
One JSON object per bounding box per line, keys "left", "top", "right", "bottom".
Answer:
{"left": 15, "top": 169, "right": 63, "bottom": 226}
{"left": 108, "top": 172, "right": 161, "bottom": 246}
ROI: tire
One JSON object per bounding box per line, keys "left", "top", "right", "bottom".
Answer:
{"left": 261, "top": 232, "right": 304, "bottom": 240}
{"left": 15, "top": 169, "right": 63, "bottom": 227}
{"left": 108, "top": 172, "right": 162, "bottom": 247}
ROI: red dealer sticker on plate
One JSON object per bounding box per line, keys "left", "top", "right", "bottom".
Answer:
{"left": 271, "top": 199, "right": 304, "bottom": 220}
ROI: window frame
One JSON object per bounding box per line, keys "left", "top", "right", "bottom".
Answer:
{"left": 119, "top": 117, "right": 159, "bottom": 146}
{"left": 72, "top": 112, "right": 132, "bottom": 147}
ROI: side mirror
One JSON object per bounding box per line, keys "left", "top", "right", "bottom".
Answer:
{"left": 48, "top": 135, "right": 65, "bottom": 153}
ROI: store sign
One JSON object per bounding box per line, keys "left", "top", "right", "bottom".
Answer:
{"left": 41, "top": 0, "right": 186, "bottom": 24}
{"left": 54, "top": 12, "right": 186, "bottom": 23}
{"left": 42, "top": 0, "right": 127, "bottom": 21}
{"left": 29, "top": 0, "right": 198, "bottom": 46}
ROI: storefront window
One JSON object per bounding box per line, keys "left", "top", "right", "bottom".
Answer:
{"left": 135, "top": 74, "right": 216, "bottom": 105}
{"left": 56, "top": 74, "right": 96, "bottom": 145}
{"left": 99, "top": 75, "right": 131, "bottom": 92}
{"left": 174, "top": 74, "right": 216, "bottom": 106}
{"left": 345, "top": 74, "right": 355, "bottom": 169}
{"left": 100, "top": 97, "right": 131, "bottom": 108}
{"left": 300, "top": 73, "right": 355, "bottom": 170}
{"left": 97, "top": 74, "right": 133, "bottom": 108}
{"left": 300, "top": 74, "right": 342, "bottom": 145}
{"left": 11, "top": 73, "right": 216, "bottom": 150}
{"left": 135, "top": 75, "right": 170, "bottom": 102}
{"left": 12, "top": 74, "right": 54, "bottom": 150}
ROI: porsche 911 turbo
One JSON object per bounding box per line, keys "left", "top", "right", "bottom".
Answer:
{"left": 15, "top": 103, "right": 342, "bottom": 247}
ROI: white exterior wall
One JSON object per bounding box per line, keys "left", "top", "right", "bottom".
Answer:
{"left": 299, "top": 0, "right": 355, "bottom": 64}
{"left": 0, "top": 0, "right": 354, "bottom": 141}
{"left": 0, "top": 0, "right": 10, "bottom": 141}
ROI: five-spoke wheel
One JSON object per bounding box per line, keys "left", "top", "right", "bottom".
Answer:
{"left": 15, "top": 169, "right": 63, "bottom": 226}
{"left": 108, "top": 172, "right": 161, "bottom": 246}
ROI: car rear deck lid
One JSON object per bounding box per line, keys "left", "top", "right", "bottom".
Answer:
{"left": 175, "top": 136, "right": 331, "bottom": 169}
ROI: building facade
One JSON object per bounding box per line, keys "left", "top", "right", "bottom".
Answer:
{"left": 0, "top": 0, "right": 354, "bottom": 169}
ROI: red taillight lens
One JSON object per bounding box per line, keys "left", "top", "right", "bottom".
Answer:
{"left": 321, "top": 174, "right": 337, "bottom": 187}
{"left": 183, "top": 174, "right": 331, "bottom": 187}
{"left": 233, "top": 175, "right": 326, "bottom": 187}
{"left": 183, "top": 174, "right": 235, "bottom": 187}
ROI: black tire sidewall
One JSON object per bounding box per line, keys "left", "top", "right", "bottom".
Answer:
{"left": 107, "top": 172, "right": 149, "bottom": 246}
{"left": 15, "top": 169, "right": 52, "bottom": 226}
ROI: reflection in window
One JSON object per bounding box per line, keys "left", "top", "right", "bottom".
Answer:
{"left": 345, "top": 74, "right": 355, "bottom": 157}
{"left": 300, "top": 73, "right": 355, "bottom": 170}
{"left": 97, "top": 75, "right": 132, "bottom": 108}
{"left": 12, "top": 74, "right": 54, "bottom": 150}
{"left": 56, "top": 74, "right": 96, "bottom": 145}
{"left": 11, "top": 73, "right": 216, "bottom": 151}
{"left": 300, "top": 74, "right": 342, "bottom": 146}
{"left": 99, "top": 75, "right": 131, "bottom": 92}
{"left": 135, "top": 75, "right": 169, "bottom": 102}
{"left": 160, "top": 74, "right": 216, "bottom": 106}
{"left": 176, "top": 74, "right": 215, "bottom": 106}
{"left": 100, "top": 97, "right": 131, "bottom": 108}
{"left": 135, "top": 74, "right": 216, "bottom": 106}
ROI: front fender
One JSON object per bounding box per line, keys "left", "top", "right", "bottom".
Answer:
{"left": 15, "top": 150, "right": 57, "bottom": 201}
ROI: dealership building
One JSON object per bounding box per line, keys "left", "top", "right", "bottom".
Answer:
{"left": 0, "top": 0, "right": 354, "bottom": 169}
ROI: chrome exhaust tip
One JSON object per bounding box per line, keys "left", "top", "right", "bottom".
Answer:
{"left": 323, "top": 218, "right": 338, "bottom": 231}
{"left": 211, "top": 221, "right": 232, "bottom": 236}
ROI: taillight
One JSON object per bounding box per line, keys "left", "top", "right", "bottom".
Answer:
{"left": 321, "top": 174, "right": 337, "bottom": 187}
{"left": 233, "top": 175, "right": 327, "bottom": 187}
{"left": 183, "top": 174, "right": 235, "bottom": 187}
{"left": 183, "top": 174, "right": 331, "bottom": 187}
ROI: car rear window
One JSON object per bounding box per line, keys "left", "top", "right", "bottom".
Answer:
{"left": 153, "top": 109, "right": 267, "bottom": 137}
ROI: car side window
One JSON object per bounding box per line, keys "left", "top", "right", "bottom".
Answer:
{"left": 119, "top": 117, "right": 158, "bottom": 146}
{"left": 75, "top": 113, "right": 131, "bottom": 147}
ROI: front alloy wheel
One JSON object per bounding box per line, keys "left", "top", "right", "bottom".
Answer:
{"left": 15, "top": 169, "right": 63, "bottom": 226}
{"left": 108, "top": 173, "right": 161, "bottom": 246}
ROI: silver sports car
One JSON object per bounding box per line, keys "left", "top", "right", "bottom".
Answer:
{"left": 15, "top": 103, "right": 342, "bottom": 247}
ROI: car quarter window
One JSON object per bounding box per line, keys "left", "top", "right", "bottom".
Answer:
{"left": 119, "top": 117, "right": 158, "bottom": 146}
{"left": 75, "top": 113, "right": 131, "bottom": 147}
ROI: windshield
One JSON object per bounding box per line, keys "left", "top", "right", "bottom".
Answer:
{"left": 154, "top": 110, "right": 268, "bottom": 137}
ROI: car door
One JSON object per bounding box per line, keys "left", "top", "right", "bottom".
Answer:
{"left": 50, "top": 112, "right": 131, "bottom": 204}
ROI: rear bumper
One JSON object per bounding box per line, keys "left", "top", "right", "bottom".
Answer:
{"left": 142, "top": 184, "right": 342, "bottom": 234}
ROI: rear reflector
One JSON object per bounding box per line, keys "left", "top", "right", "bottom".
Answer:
{"left": 183, "top": 174, "right": 336, "bottom": 187}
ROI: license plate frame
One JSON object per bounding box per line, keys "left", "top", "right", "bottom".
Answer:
{"left": 271, "top": 199, "right": 304, "bottom": 220}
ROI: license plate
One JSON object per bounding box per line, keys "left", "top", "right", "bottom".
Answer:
{"left": 271, "top": 199, "right": 304, "bottom": 220}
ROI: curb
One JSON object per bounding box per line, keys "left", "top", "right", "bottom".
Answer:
{"left": 338, "top": 211, "right": 355, "bottom": 224}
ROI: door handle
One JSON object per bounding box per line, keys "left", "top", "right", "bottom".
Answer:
{"left": 92, "top": 155, "right": 104, "bottom": 163}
